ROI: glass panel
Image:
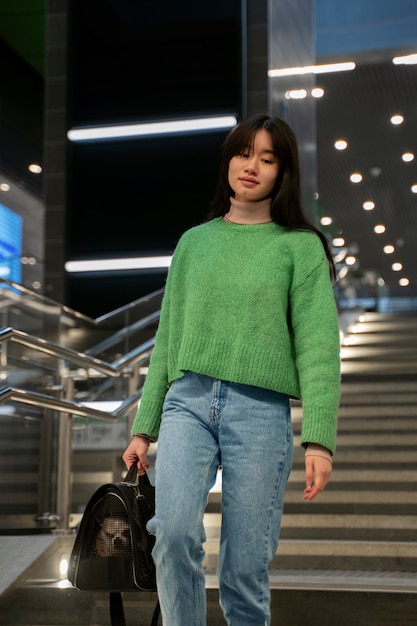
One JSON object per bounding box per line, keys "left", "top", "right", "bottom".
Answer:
{"left": 0, "top": 279, "right": 163, "bottom": 530}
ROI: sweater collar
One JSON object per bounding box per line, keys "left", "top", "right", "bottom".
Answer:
{"left": 225, "top": 197, "right": 273, "bottom": 224}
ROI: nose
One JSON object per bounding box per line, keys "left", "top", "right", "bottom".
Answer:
{"left": 244, "top": 156, "right": 258, "bottom": 174}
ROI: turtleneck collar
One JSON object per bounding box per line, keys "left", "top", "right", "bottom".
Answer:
{"left": 224, "top": 196, "right": 273, "bottom": 224}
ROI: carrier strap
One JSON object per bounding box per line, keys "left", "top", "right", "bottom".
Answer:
{"left": 109, "top": 592, "right": 126, "bottom": 626}
{"left": 109, "top": 592, "right": 160, "bottom": 626}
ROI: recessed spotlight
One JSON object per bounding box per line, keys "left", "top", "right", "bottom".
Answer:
{"left": 369, "top": 166, "right": 382, "bottom": 178}
{"left": 390, "top": 114, "right": 404, "bottom": 125}
{"left": 332, "top": 237, "right": 345, "bottom": 247}
{"left": 411, "top": 184, "right": 417, "bottom": 193}
{"left": 285, "top": 89, "right": 308, "bottom": 99}
{"left": 28, "top": 163, "right": 42, "bottom": 174}
{"left": 311, "top": 87, "right": 325, "bottom": 98}
{"left": 392, "top": 53, "right": 417, "bottom": 65}
{"left": 402, "top": 152, "right": 415, "bottom": 162}
{"left": 350, "top": 172, "right": 362, "bottom": 183}
{"left": 320, "top": 216, "right": 333, "bottom": 226}
{"left": 392, "top": 262, "right": 403, "bottom": 271}
{"left": 334, "top": 139, "right": 348, "bottom": 150}
{"left": 383, "top": 245, "right": 395, "bottom": 254}
{"left": 363, "top": 201, "right": 375, "bottom": 211}
{"left": 399, "top": 278, "right": 410, "bottom": 286}
{"left": 345, "top": 256, "right": 356, "bottom": 266}
{"left": 0, "top": 183, "right": 10, "bottom": 191}
{"left": 374, "top": 224, "right": 386, "bottom": 234}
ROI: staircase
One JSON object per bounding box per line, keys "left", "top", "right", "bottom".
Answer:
{"left": 1, "top": 312, "right": 417, "bottom": 625}
{"left": 203, "top": 312, "right": 417, "bottom": 624}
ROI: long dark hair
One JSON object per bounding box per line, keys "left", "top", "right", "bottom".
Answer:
{"left": 208, "top": 114, "right": 336, "bottom": 281}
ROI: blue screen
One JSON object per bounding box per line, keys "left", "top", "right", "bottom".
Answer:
{"left": 0, "top": 203, "right": 23, "bottom": 284}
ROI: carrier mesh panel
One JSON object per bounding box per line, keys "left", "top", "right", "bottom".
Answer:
{"left": 80, "top": 493, "right": 132, "bottom": 559}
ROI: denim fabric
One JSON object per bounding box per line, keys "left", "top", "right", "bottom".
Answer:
{"left": 147, "top": 371, "right": 293, "bottom": 626}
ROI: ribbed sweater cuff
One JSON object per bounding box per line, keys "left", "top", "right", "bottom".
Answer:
{"left": 300, "top": 407, "right": 338, "bottom": 455}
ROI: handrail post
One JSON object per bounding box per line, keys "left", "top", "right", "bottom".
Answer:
{"left": 55, "top": 374, "right": 74, "bottom": 533}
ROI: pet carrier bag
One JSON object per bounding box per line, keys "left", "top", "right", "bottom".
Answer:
{"left": 68, "top": 465, "right": 160, "bottom": 626}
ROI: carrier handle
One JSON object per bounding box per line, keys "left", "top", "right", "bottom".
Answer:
{"left": 123, "top": 463, "right": 151, "bottom": 486}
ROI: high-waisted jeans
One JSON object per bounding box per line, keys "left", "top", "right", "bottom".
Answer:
{"left": 147, "top": 371, "right": 293, "bottom": 626}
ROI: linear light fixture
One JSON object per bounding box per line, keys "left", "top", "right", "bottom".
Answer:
{"left": 65, "top": 256, "right": 172, "bottom": 273}
{"left": 67, "top": 115, "right": 238, "bottom": 142}
{"left": 392, "top": 53, "right": 417, "bottom": 65}
{"left": 268, "top": 61, "right": 356, "bottom": 77}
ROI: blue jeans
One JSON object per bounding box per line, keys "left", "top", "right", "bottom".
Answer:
{"left": 147, "top": 371, "right": 293, "bottom": 626}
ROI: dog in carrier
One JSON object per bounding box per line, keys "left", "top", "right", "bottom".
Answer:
{"left": 95, "top": 513, "right": 132, "bottom": 557}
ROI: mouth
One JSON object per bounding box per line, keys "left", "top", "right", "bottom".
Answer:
{"left": 239, "top": 177, "right": 258, "bottom": 187}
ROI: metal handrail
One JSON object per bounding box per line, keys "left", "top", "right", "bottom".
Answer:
{"left": 94, "top": 287, "right": 164, "bottom": 324}
{"left": 0, "top": 277, "right": 164, "bottom": 326}
{"left": 0, "top": 283, "right": 164, "bottom": 533}
{"left": 0, "top": 326, "right": 155, "bottom": 376}
{"left": 0, "top": 386, "right": 143, "bottom": 420}
{"left": 0, "top": 278, "right": 94, "bottom": 323}
{"left": 85, "top": 311, "right": 160, "bottom": 355}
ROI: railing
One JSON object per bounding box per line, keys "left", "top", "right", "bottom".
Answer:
{"left": 0, "top": 281, "right": 163, "bottom": 534}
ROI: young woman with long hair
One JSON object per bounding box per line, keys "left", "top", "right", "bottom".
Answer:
{"left": 123, "top": 114, "right": 340, "bottom": 626}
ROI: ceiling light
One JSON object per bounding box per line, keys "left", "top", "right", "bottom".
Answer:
{"left": 350, "top": 173, "right": 362, "bottom": 183}
{"left": 311, "top": 87, "right": 324, "bottom": 98}
{"left": 411, "top": 185, "right": 417, "bottom": 193}
{"left": 363, "top": 201, "right": 375, "bottom": 211}
{"left": 392, "top": 262, "right": 403, "bottom": 271}
{"left": 67, "top": 115, "right": 238, "bottom": 142}
{"left": 334, "top": 140, "right": 348, "bottom": 150}
{"left": 65, "top": 256, "right": 173, "bottom": 272}
{"left": 28, "top": 163, "right": 42, "bottom": 174}
{"left": 0, "top": 183, "right": 10, "bottom": 191}
{"left": 320, "top": 216, "right": 333, "bottom": 226}
{"left": 402, "top": 152, "right": 414, "bottom": 162}
{"left": 345, "top": 256, "right": 356, "bottom": 266}
{"left": 374, "top": 224, "right": 386, "bottom": 234}
{"left": 334, "top": 250, "right": 347, "bottom": 263}
{"left": 332, "top": 237, "right": 345, "bottom": 247}
{"left": 399, "top": 278, "right": 410, "bottom": 286}
{"left": 285, "top": 89, "right": 307, "bottom": 99}
{"left": 369, "top": 166, "right": 382, "bottom": 178}
{"left": 383, "top": 245, "right": 395, "bottom": 254}
{"left": 268, "top": 61, "right": 355, "bottom": 77}
{"left": 392, "top": 53, "right": 417, "bottom": 65}
{"left": 390, "top": 114, "right": 404, "bottom": 125}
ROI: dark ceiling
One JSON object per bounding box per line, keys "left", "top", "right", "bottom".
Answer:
{"left": 316, "top": 54, "right": 417, "bottom": 298}
{"left": 0, "top": 2, "right": 416, "bottom": 300}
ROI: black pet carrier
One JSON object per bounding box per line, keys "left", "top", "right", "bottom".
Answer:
{"left": 68, "top": 465, "right": 159, "bottom": 625}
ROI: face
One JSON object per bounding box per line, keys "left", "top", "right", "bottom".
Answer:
{"left": 228, "top": 128, "right": 280, "bottom": 202}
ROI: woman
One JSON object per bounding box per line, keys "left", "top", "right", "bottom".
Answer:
{"left": 123, "top": 114, "right": 340, "bottom": 626}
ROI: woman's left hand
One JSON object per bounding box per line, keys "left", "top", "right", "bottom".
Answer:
{"left": 303, "top": 455, "right": 332, "bottom": 501}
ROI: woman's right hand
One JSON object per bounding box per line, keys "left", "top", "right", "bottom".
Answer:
{"left": 122, "top": 435, "right": 151, "bottom": 471}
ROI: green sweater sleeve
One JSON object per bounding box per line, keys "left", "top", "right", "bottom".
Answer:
{"left": 130, "top": 243, "right": 179, "bottom": 439}
{"left": 290, "top": 237, "right": 341, "bottom": 453}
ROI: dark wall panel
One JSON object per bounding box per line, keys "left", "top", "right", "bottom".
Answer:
{"left": 66, "top": 0, "right": 243, "bottom": 316}
{"left": 69, "top": 1, "right": 242, "bottom": 124}
{"left": 67, "top": 131, "right": 228, "bottom": 258}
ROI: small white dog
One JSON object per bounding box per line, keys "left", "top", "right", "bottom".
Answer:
{"left": 96, "top": 515, "right": 131, "bottom": 557}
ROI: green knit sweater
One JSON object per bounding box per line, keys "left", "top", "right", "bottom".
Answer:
{"left": 132, "top": 217, "right": 341, "bottom": 453}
